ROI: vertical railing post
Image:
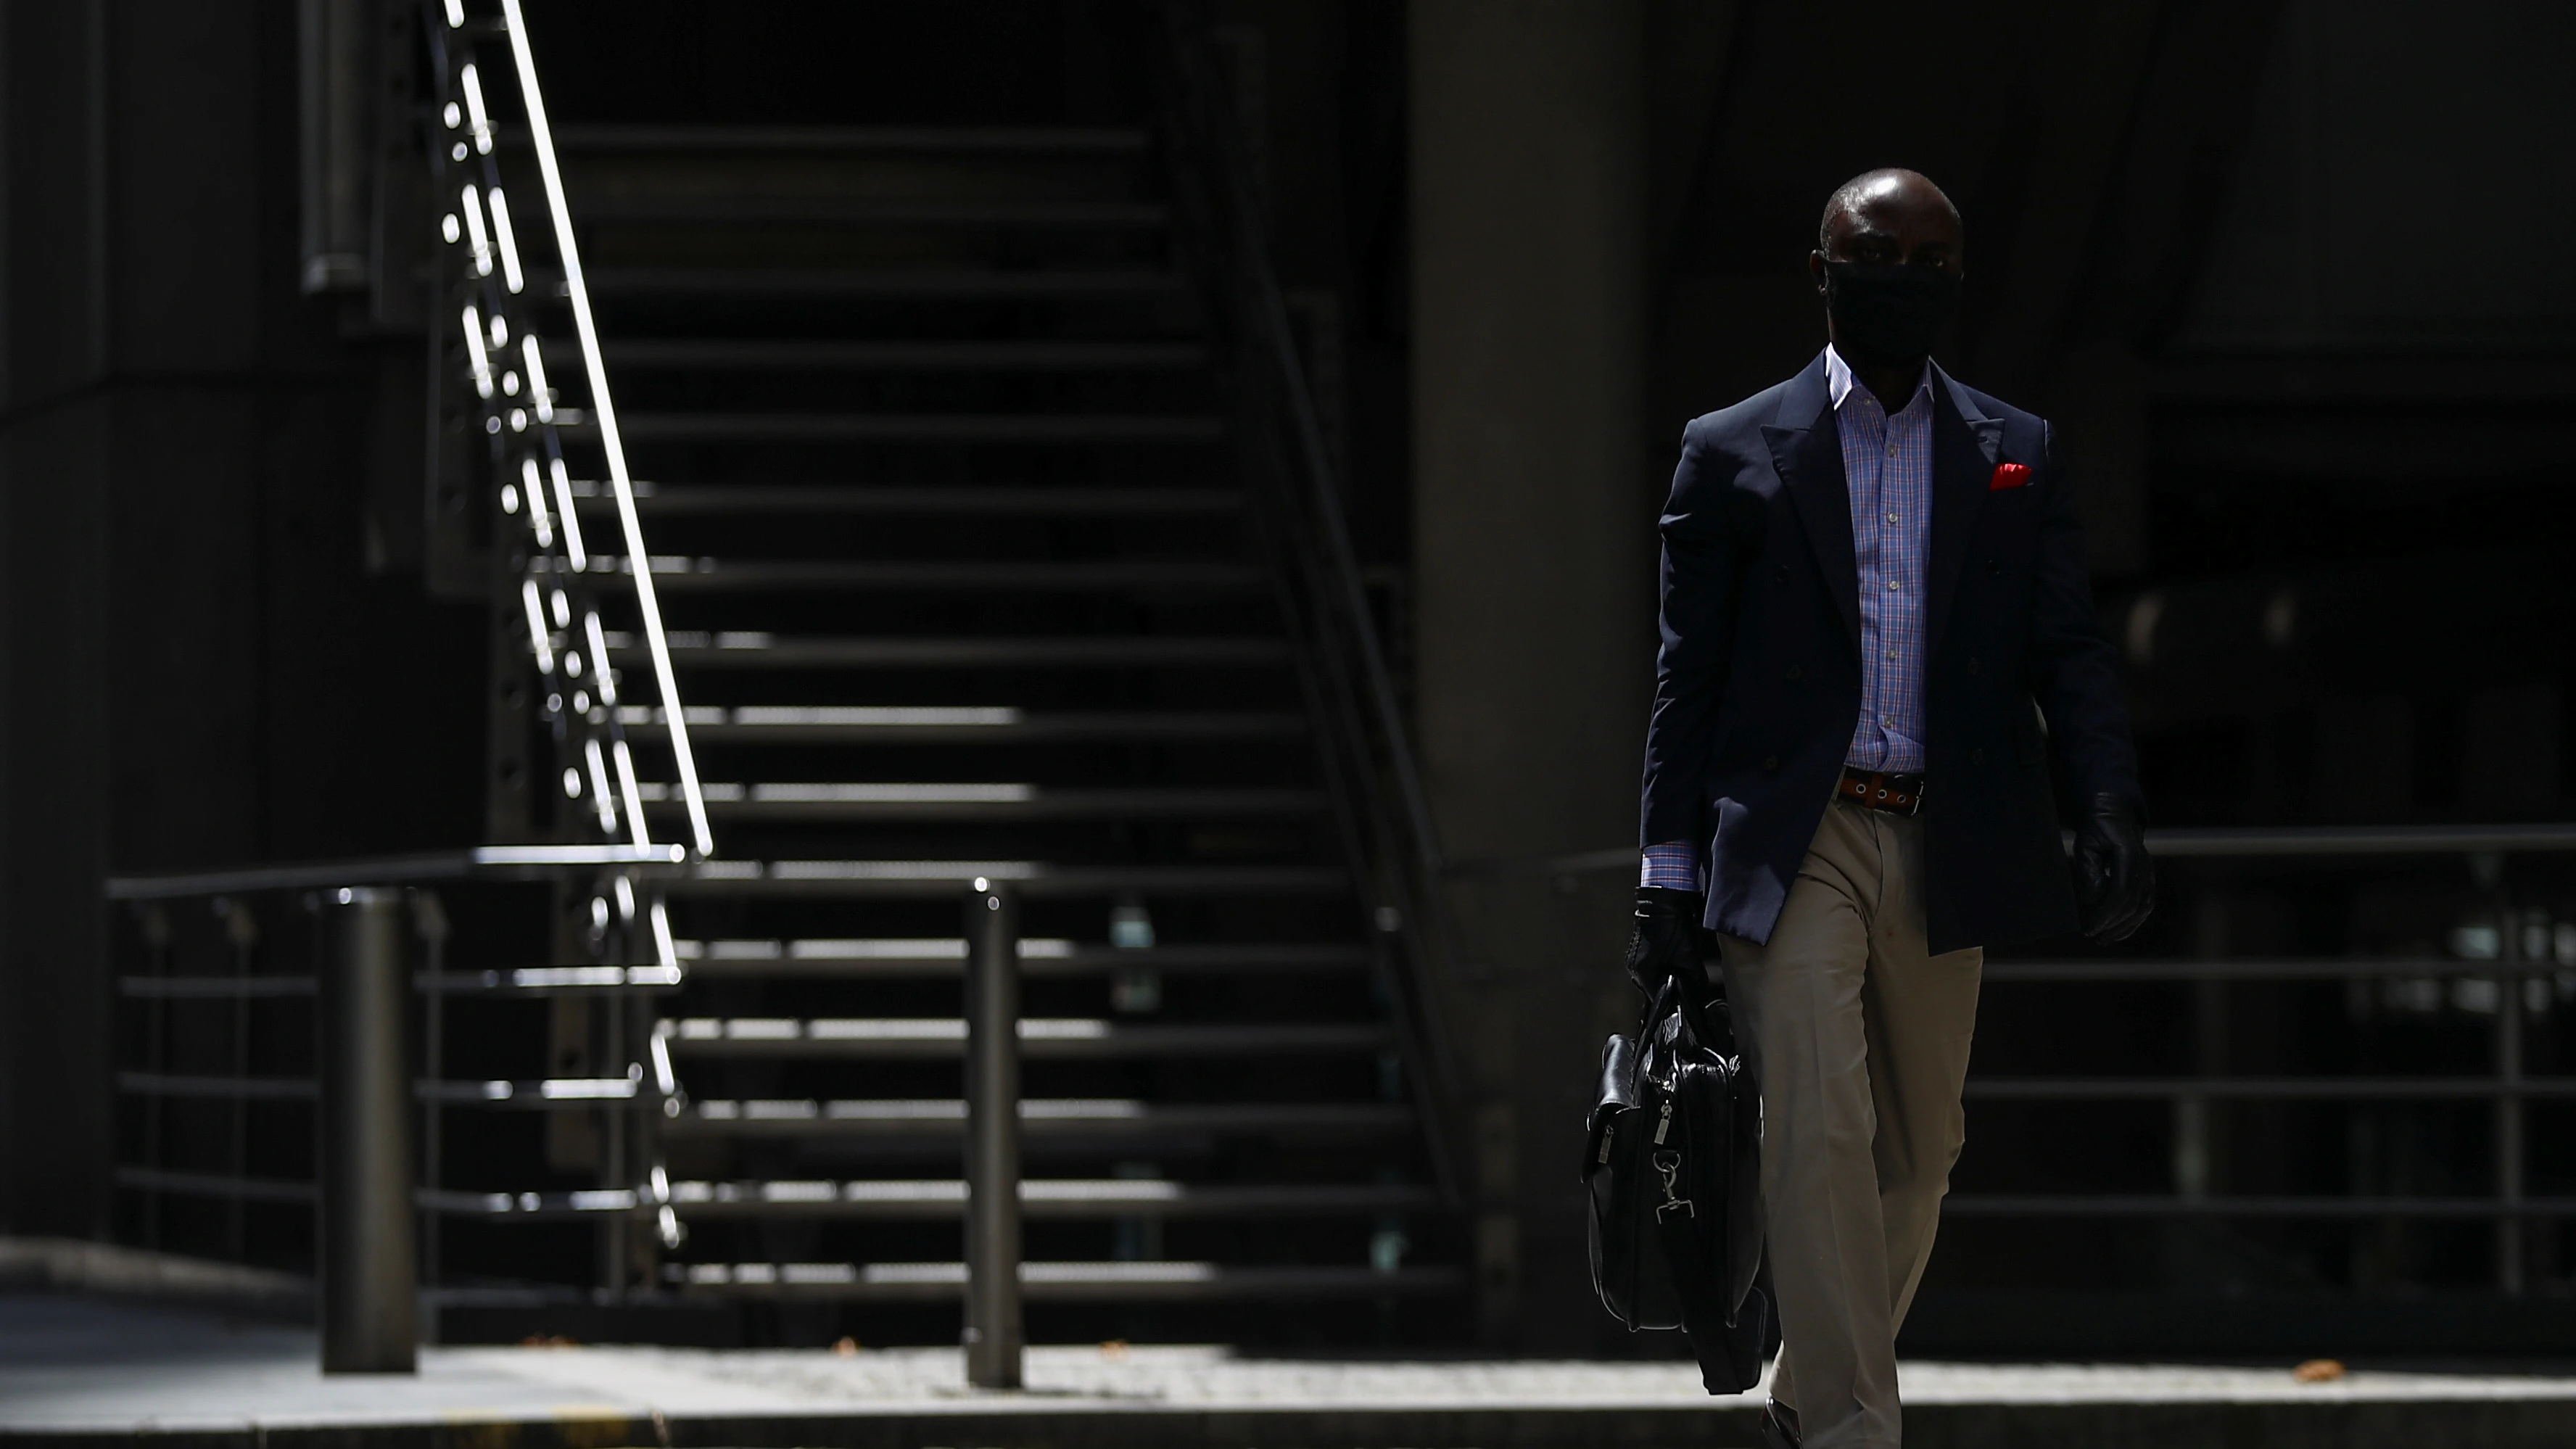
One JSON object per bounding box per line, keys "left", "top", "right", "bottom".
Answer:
{"left": 963, "top": 878, "right": 1023, "bottom": 1390}
{"left": 413, "top": 890, "right": 450, "bottom": 1344}
{"left": 319, "top": 886, "right": 418, "bottom": 1374}
{"left": 139, "top": 905, "right": 172, "bottom": 1252}
{"left": 2497, "top": 904, "right": 2527, "bottom": 1295}
{"left": 223, "top": 898, "right": 257, "bottom": 1263}
{"left": 2174, "top": 891, "right": 2227, "bottom": 1202}
{"left": 602, "top": 966, "right": 630, "bottom": 1302}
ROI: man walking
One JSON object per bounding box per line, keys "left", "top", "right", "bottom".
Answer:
{"left": 1628, "top": 169, "right": 2154, "bottom": 1448}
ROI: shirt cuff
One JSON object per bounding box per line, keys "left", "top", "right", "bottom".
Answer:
{"left": 1640, "top": 842, "right": 1704, "bottom": 893}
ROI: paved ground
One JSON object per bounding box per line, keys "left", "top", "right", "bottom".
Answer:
{"left": 9, "top": 1291, "right": 2576, "bottom": 1446}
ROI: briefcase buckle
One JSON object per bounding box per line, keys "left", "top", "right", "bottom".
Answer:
{"left": 1653, "top": 1149, "right": 1694, "bottom": 1219}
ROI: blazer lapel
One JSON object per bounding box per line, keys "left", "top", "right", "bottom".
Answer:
{"left": 1925, "top": 365, "right": 2004, "bottom": 669}
{"left": 1760, "top": 359, "right": 1859, "bottom": 649}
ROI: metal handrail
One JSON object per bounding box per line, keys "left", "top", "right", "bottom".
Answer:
{"left": 1456, "top": 820, "right": 2576, "bottom": 1283}
{"left": 1962, "top": 1076, "right": 2576, "bottom": 1100}
{"left": 107, "top": 867, "right": 688, "bottom": 1313}
{"left": 2143, "top": 822, "right": 2576, "bottom": 856}
{"left": 105, "top": 843, "right": 683, "bottom": 899}
{"left": 1986, "top": 957, "right": 2576, "bottom": 981}
{"left": 1944, "top": 1194, "right": 2576, "bottom": 1218}
{"left": 1449, "top": 822, "right": 2576, "bottom": 880}
{"left": 1152, "top": 1, "right": 1466, "bottom": 1208}
{"left": 419, "top": 11, "right": 690, "bottom": 1274}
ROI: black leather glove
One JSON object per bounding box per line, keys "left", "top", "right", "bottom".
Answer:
{"left": 1627, "top": 886, "right": 1709, "bottom": 999}
{"left": 2072, "top": 793, "right": 2154, "bottom": 943}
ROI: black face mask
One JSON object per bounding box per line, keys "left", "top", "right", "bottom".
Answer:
{"left": 1818, "top": 259, "right": 1960, "bottom": 368}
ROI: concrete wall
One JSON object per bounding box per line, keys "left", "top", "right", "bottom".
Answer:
{"left": 0, "top": 0, "right": 479, "bottom": 1241}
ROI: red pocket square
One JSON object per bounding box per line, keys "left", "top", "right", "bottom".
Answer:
{"left": 1989, "top": 462, "right": 2032, "bottom": 492}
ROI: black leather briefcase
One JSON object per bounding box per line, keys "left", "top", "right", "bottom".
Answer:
{"left": 1583, "top": 966, "right": 1767, "bottom": 1393}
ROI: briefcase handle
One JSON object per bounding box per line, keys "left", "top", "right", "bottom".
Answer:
{"left": 1640, "top": 954, "right": 1742, "bottom": 1062}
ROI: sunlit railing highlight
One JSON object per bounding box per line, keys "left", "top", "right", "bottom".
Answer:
{"left": 495, "top": 0, "right": 712, "bottom": 859}
{"left": 428, "top": 1, "right": 714, "bottom": 867}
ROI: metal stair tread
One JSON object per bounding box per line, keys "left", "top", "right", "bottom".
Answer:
{"left": 620, "top": 705, "right": 1306, "bottom": 741}
{"left": 606, "top": 632, "right": 1283, "bottom": 667}
{"left": 661, "top": 1015, "right": 1386, "bottom": 1057}
{"left": 635, "top": 781, "right": 1323, "bottom": 820}
{"left": 672, "top": 938, "right": 1368, "bottom": 978}
{"left": 663, "top": 860, "right": 1347, "bottom": 898}
{"left": 571, "top": 198, "right": 1171, "bottom": 227}
{"left": 666, "top": 1178, "right": 1438, "bottom": 1218}
{"left": 608, "top": 413, "right": 1226, "bottom": 444}
{"left": 665, "top": 1097, "right": 1416, "bottom": 1138}
{"left": 553, "top": 124, "right": 1152, "bottom": 154}
{"left": 590, "top": 484, "right": 1242, "bottom": 516}
{"left": 584, "top": 267, "right": 1189, "bottom": 298}
{"left": 627, "top": 557, "right": 1258, "bottom": 590}
{"left": 668, "top": 1260, "right": 1465, "bottom": 1300}
{"left": 592, "top": 339, "right": 1206, "bottom": 371}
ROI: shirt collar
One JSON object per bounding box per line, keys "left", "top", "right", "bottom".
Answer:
{"left": 1823, "top": 344, "right": 1932, "bottom": 415}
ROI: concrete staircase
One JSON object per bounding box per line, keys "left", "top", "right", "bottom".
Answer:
{"left": 542, "top": 120, "right": 1461, "bottom": 1339}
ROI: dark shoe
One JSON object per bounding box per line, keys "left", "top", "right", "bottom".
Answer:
{"left": 1758, "top": 1398, "right": 1801, "bottom": 1449}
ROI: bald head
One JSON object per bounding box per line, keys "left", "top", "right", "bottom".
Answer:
{"left": 1814, "top": 168, "right": 1963, "bottom": 274}
{"left": 1809, "top": 169, "right": 1966, "bottom": 387}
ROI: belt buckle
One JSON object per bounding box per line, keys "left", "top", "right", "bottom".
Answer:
{"left": 1843, "top": 767, "right": 1925, "bottom": 816}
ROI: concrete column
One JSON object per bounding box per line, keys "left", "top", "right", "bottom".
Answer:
{"left": 1411, "top": 0, "right": 1648, "bottom": 1349}
{"left": 0, "top": 0, "right": 115, "bottom": 1245}
{"left": 1412, "top": 0, "right": 1647, "bottom": 866}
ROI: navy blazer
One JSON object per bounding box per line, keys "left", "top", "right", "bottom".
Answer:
{"left": 1640, "top": 353, "right": 2139, "bottom": 954}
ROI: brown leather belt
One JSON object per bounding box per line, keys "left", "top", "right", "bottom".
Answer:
{"left": 1837, "top": 767, "right": 1926, "bottom": 817}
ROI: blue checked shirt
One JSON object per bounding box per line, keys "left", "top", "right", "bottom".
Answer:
{"left": 1643, "top": 347, "right": 1935, "bottom": 892}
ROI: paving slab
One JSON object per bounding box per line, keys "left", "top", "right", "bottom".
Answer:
{"left": 6, "top": 1292, "right": 2576, "bottom": 1448}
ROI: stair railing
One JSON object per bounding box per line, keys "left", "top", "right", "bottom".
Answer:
{"left": 1152, "top": 4, "right": 1467, "bottom": 1205}
{"left": 422, "top": 0, "right": 705, "bottom": 1265}
{"left": 426, "top": 0, "right": 712, "bottom": 879}
{"left": 104, "top": 846, "right": 690, "bottom": 1348}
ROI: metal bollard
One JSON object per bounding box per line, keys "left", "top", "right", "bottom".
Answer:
{"left": 318, "top": 887, "right": 418, "bottom": 1373}
{"left": 962, "top": 879, "right": 1023, "bottom": 1390}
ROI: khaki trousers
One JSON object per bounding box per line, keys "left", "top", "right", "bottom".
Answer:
{"left": 1717, "top": 800, "right": 1983, "bottom": 1449}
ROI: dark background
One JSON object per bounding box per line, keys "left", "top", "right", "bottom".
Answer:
{"left": 2, "top": 0, "right": 2571, "bottom": 1352}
